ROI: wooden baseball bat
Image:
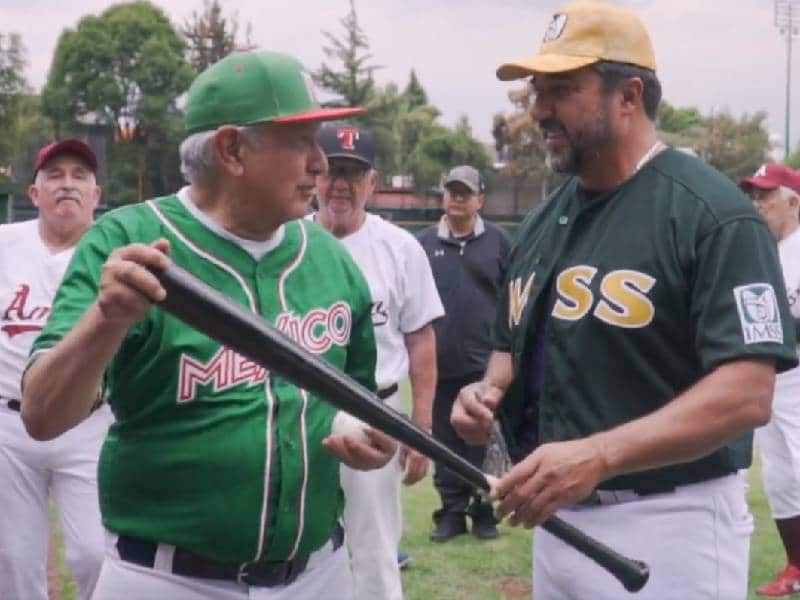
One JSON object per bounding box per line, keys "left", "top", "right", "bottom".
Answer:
{"left": 150, "top": 263, "right": 649, "bottom": 593}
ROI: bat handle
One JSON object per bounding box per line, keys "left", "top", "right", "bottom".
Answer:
{"left": 541, "top": 516, "right": 650, "bottom": 592}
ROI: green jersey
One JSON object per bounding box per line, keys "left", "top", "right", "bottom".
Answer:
{"left": 496, "top": 149, "right": 798, "bottom": 491}
{"left": 31, "top": 194, "right": 377, "bottom": 564}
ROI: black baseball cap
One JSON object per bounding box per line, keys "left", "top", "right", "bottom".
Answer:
{"left": 318, "top": 125, "right": 375, "bottom": 167}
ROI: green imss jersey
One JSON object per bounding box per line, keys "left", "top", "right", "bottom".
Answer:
{"left": 31, "top": 194, "right": 377, "bottom": 564}
{"left": 496, "top": 148, "right": 798, "bottom": 492}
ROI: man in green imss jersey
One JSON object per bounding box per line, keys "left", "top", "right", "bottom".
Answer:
{"left": 21, "top": 51, "right": 397, "bottom": 599}
{"left": 451, "top": 1, "right": 797, "bottom": 599}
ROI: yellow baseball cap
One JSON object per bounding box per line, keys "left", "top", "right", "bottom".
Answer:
{"left": 496, "top": 1, "right": 656, "bottom": 81}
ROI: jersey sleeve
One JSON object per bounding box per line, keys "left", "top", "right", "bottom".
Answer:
{"left": 691, "top": 215, "right": 798, "bottom": 373}
{"left": 398, "top": 236, "right": 444, "bottom": 334}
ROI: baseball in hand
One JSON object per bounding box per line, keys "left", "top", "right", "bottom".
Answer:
{"left": 485, "top": 474, "right": 500, "bottom": 500}
{"left": 331, "top": 411, "right": 370, "bottom": 444}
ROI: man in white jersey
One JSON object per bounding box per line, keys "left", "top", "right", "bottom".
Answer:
{"left": 741, "top": 163, "right": 800, "bottom": 597}
{"left": 0, "top": 139, "right": 111, "bottom": 600}
{"left": 314, "top": 124, "right": 444, "bottom": 600}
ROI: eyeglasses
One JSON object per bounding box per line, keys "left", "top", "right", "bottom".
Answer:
{"left": 446, "top": 188, "right": 476, "bottom": 199}
{"left": 325, "top": 162, "right": 370, "bottom": 182}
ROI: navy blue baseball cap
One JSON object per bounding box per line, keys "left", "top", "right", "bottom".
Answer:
{"left": 318, "top": 125, "right": 375, "bottom": 167}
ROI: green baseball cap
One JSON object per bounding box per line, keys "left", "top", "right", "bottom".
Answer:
{"left": 185, "top": 51, "right": 365, "bottom": 134}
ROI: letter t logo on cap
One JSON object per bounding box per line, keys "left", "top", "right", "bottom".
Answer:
{"left": 337, "top": 128, "right": 360, "bottom": 151}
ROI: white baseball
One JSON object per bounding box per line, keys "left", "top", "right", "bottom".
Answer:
{"left": 485, "top": 474, "right": 500, "bottom": 500}
{"left": 331, "top": 411, "right": 370, "bottom": 444}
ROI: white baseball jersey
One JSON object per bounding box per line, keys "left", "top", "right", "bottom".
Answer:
{"left": 0, "top": 217, "right": 111, "bottom": 600}
{"left": 330, "top": 213, "right": 444, "bottom": 389}
{"left": 0, "top": 219, "right": 75, "bottom": 399}
{"left": 776, "top": 226, "right": 800, "bottom": 389}
{"left": 757, "top": 225, "right": 800, "bottom": 519}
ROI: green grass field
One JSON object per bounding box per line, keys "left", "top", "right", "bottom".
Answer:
{"left": 52, "top": 457, "right": 787, "bottom": 600}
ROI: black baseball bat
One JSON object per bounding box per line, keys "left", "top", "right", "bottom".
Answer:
{"left": 150, "top": 263, "right": 649, "bottom": 593}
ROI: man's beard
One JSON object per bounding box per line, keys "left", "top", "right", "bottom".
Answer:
{"left": 540, "top": 105, "right": 613, "bottom": 175}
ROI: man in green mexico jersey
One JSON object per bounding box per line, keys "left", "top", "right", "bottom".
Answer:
{"left": 451, "top": 2, "right": 797, "bottom": 599}
{"left": 21, "top": 51, "right": 396, "bottom": 600}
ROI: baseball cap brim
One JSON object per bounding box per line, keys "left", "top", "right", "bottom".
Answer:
{"left": 739, "top": 176, "right": 781, "bottom": 191}
{"left": 444, "top": 176, "right": 480, "bottom": 193}
{"left": 497, "top": 54, "right": 600, "bottom": 81}
{"left": 272, "top": 106, "right": 366, "bottom": 124}
{"left": 325, "top": 153, "right": 372, "bottom": 167}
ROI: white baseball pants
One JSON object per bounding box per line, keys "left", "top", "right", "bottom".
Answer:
{"left": 756, "top": 375, "right": 800, "bottom": 518}
{"left": 533, "top": 473, "right": 752, "bottom": 600}
{"left": 0, "top": 403, "right": 113, "bottom": 600}
{"left": 92, "top": 529, "right": 354, "bottom": 600}
{"left": 340, "top": 390, "right": 404, "bottom": 600}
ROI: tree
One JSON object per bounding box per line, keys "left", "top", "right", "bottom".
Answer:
{"left": 181, "top": 0, "right": 252, "bottom": 73}
{"left": 361, "top": 80, "right": 440, "bottom": 177}
{"left": 402, "top": 70, "right": 427, "bottom": 110}
{"left": 313, "top": 0, "right": 381, "bottom": 108}
{"left": 42, "top": 1, "right": 194, "bottom": 202}
{"left": 406, "top": 116, "right": 491, "bottom": 192}
{"left": 314, "top": 2, "right": 489, "bottom": 194}
{"left": 697, "top": 111, "right": 770, "bottom": 181}
{"left": 657, "top": 101, "right": 703, "bottom": 133}
{"left": 496, "top": 82, "right": 551, "bottom": 212}
{"left": 0, "top": 33, "right": 31, "bottom": 171}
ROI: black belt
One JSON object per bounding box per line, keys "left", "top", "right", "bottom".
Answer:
{"left": 3, "top": 396, "right": 103, "bottom": 414}
{"left": 377, "top": 383, "right": 399, "bottom": 400}
{"left": 116, "top": 523, "right": 344, "bottom": 587}
{"left": 579, "top": 486, "right": 676, "bottom": 506}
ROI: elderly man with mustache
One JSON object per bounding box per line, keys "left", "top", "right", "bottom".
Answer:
{"left": 0, "top": 139, "right": 112, "bottom": 600}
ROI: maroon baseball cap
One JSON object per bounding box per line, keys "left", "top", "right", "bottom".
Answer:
{"left": 739, "top": 163, "right": 800, "bottom": 194}
{"left": 33, "top": 139, "right": 98, "bottom": 179}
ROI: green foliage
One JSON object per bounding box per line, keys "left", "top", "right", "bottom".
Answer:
{"left": 314, "top": 2, "right": 488, "bottom": 193}
{"left": 402, "top": 70, "right": 428, "bottom": 110}
{"left": 656, "top": 100, "right": 770, "bottom": 180}
{"left": 498, "top": 84, "right": 772, "bottom": 200}
{"left": 657, "top": 100, "right": 703, "bottom": 133}
{"left": 698, "top": 111, "right": 771, "bottom": 182}
{"left": 43, "top": 1, "right": 192, "bottom": 129}
{"left": 0, "top": 33, "right": 27, "bottom": 119}
{"left": 42, "top": 1, "right": 194, "bottom": 202}
{"left": 313, "top": 0, "right": 380, "bottom": 108}
{"left": 0, "top": 33, "right": 50, "bottom": 176}
{"left": 181, "top": 0, "right": 251, "bottom": 73}
{"left": 406, "top": 116, "right": 491, "bottom": 192}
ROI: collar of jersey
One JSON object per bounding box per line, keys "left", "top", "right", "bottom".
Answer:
{"left": 150, "top": 193, "right": 301, "bottom": 277}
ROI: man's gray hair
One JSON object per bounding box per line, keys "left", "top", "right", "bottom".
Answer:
{"left": 179, "top": 130, "right": 218, "bottom": 184}
{"left": 179, "top": 125, "right": 269, "bottom": 184}
{"left": 780, "top": 185, "right": 800, "bottom": 202}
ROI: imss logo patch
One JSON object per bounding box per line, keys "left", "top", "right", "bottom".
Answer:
{"left": 734, "top": 283, "right": 783, "bottom": 344}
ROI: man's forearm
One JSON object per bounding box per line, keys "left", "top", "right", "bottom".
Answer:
{"left": 591, "top": 358, "right": 774, "bottom": 482}
{"left": 405, "top": 324, "right": 436, "bottom": 431}
{"left": 483, "top": 351, "right": 515, "bottom": 395}
{"left": 22, "top": 302, "right": 128, "bottom": 440}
